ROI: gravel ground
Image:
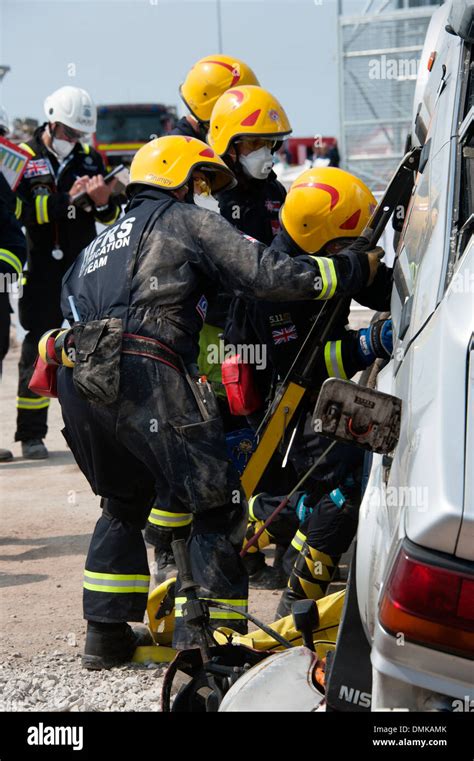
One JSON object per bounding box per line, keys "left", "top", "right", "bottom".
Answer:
{"left": 0, "top": 647, "right": 166, "bottom": 713}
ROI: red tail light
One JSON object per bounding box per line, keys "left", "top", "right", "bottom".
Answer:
{"left": 379, "top": 545, "right": 474, "bottom": 659}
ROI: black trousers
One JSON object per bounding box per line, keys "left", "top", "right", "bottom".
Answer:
{"left": 15, "top": 277, "right": 63, "bottom": 441}
{"left": 57, "top": 355, "right": 249, "bottom": 647}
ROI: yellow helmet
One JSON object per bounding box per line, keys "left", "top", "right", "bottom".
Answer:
{"left": 281, "top": 167, "right": 377, "bottom": 254}
{"left": 208, "top": 85, "right": 292, "bottom": 156}
{"left": 180, "top": 55, "right": 259, "bottom": 123}
{"left": 129, "top": 135, "right": 236, "bottom": 193}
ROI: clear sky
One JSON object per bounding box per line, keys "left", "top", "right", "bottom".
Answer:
{"left": 0, "top": 0, "right": 366, "bottom": 138}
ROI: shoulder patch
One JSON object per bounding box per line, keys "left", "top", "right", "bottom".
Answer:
{"left": 24, "top": 158, "right": 52, "bottom": 179}
{"left": 196, "top": 294, "right": 208, "bottom": 321}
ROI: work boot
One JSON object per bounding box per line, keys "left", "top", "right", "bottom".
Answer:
{"left": 151, "top": 547, "right": 178, "bottom": 587}
{"left": 82, "top": 622, "right": 153, "bottom": 670}
{"left": 0, "top": 448, "right": 13, "bottom": 462}
{"left": 242, "top": 550, "right": 267, "bottom": 577}
{"left": 21, "top": 439, "right": 48, "bottom": 460}
{"left": 273, "top": 543, "right": 287, "bottom": 571}
{"left": 243, "top": 551, "right": 286, "bottom": 590}
{"left": 249, "top": 565, "right": 286, "bottom": 590}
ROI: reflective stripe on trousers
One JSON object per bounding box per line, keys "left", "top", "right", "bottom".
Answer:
{"left": 16, "top": 396, "right": 50, "bottom": 410}
{"left": 83, "top": 570, "right": 150, "bottom": 594}
{"left": 147, "top": 507, "right": 193, "bottom": 528}
{"left": 291, "top": 529, "right": 307, "bottom": 552}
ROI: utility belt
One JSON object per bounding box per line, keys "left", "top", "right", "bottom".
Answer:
{"left": 122, "top": 332, "right": 216, "bottom": 421}
{"left": 31, "top": 318, "right": 216, "bottom": 419}
{"left": 122, "top": 333, "right": 182, "bottom": 374}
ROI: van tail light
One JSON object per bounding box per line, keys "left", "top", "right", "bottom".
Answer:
{"left": 379, "top": 544, "right": 474, "bottom": 659}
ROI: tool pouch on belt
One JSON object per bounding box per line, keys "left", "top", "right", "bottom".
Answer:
{"left": 72, "top": 318, "right": 123, "bottom": 405}
{"left": 221, "top": 354, "right": 262, "bottom": 416}
{"left": 28, "top": 356, "right": 58, "bottom": 398}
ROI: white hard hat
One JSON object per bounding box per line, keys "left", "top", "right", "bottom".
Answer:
{"left": 44, "top": 86, "right": 97, "bottom": 133}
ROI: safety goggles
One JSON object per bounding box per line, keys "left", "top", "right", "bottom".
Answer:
{"left": 56, "top": 123, "right": 88, "bottom": 141}
{"left": 235, "top": 137, "right": 278, "bottom": 152}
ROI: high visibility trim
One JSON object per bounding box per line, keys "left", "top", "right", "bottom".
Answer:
{"left": 35, "top": 195, "right": 49, "bottom": 225}
{"left": 291, "top": 529, "right": 307, "bottom": 552}
{"left": 307, "top": 547, "right": 337, "bottom": 568}
{"left": 83, "top": 582, "right": 150, "bottom": 593}
{"left": 84, "top": 570, "right": 151, "bottom": 581}
{"left": 248, "top": 494, "right": 262, "bottom": 522}
{"left": 305, "top": 556, "right": 333, "bottom": 582}
{"left": 15, "top": 197, "right": 23, "bottom": 219}
{"left": 83, "top": 570, "right": 150, "bottom": 594}
{"left": 324, "top": 340, "right": 347, "bottom": 380}
{"left": 148, "top": 508, "right": 193, "bottom": 528}
{"left": 16, "top": 396, "right": 50, "bottom": 410}
{"left": 96, "top": 204, "right": 121, "bottom": 226}
{"left": 0, "top": 249, "right": 22, "bottom": 277}
{"left": 299, "top": 577, "right": 324, "bottom": 601}
{"left": 19, "top": 142, "right": 36, "bottom": 156}
{"left": 311, "top": 256, "right": 338, "bottom": 300}
{"left": 97, "top": 143, "right": 143, "bottom": 151}
{"left": 175, "top": 596, "right": 248, "bottom": 620}
{"left": 82, "top": 143, "right": 91, "bottom": 154}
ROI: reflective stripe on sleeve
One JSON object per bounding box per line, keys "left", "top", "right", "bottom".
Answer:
{"left": 19, "top": 143, "right": 36, "bottom": 157}
{"left": 324, "top": 340, "right": 347, "bottom": 380}
{"left": 15, "top": 198, "right": 23, "bottom": 219}
{"left": 311, "top": 256, "right": 338, "bottom": 300}
{"left": 0, "top": 249, "right": 22, "bottom": 277}
{"left": 35, "top": 195, "right": 49, "bottom": 225}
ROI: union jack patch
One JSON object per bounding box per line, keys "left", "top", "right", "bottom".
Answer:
{"left": 24, "top": 159, "right": 51, "bottom": 179}
{"left": 196, "top": 294, "right": 208, "bottom": 321}
{"left": 272, "top": 325, "right": 298, "bottom": 344}
{"left": 265, "top": 199, "right": 281, "bottom": 212}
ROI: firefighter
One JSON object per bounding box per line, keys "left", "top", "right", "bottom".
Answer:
{"left": 14, "top": 86, "right": 121, "bottom": 459}
{"left": 171, "top": 55, "right": 259, "bottom": 140}
{"left": 147, "top": 85, "right": 292, "bottom": 584}
{"left": 55, "top": 134, "right": 381, "bottom": 668}
{"left": 229, "top": 167, "right": 393, "bottom": 585}
{"left": 146, "top": 66, "right": 263, "bottom": 580}
{"left": 275, "top": 449, "right": 363, "bottom": 618}
{"left": 0, "top": 112, "right": 27, "bottom": 462}
{"left": 208, "top": 84, "right": 290, "bottom": 245}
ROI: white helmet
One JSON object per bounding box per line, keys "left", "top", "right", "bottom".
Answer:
{"left": 0, "top": 106, "right": 9, "bottom": 134}
{"left": 44, "top": 86, "right": 96, "bottom": 133}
